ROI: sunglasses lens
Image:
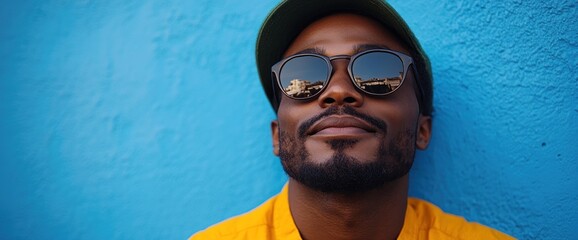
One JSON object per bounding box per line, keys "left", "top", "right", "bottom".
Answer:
{"left": 279, "top": 55, "right": 328, "bottom": 99}
{"left": 352, "top": 52, "right": 404, "bottom": 95}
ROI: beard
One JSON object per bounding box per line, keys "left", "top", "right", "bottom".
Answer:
{"left": 278, "top": 106, "right": 416, "bottom": 194}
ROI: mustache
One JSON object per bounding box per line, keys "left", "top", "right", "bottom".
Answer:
{"left": 297, "top": 106, "right": 388, "bottom": 139}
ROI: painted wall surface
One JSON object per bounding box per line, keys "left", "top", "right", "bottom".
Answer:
{"left": 1, "top": 0, "right": 576, "bottom": 239}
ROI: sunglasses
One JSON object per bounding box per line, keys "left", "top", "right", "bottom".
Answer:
{"left": 271, "top": 48, "right": 422, "bottom": 102}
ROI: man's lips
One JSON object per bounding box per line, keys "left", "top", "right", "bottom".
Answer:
{"left": 307, "top": 116, "right": 377, "bottom": 136}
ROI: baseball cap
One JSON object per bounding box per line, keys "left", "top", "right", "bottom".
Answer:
{"left": 256, "top": 0, "right": 433, "bottom": 115}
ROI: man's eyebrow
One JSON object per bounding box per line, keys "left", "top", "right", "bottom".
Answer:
{"left": 353, "top": 44, "right": 392, "bottom": 54}
{"left": 291, "top": 45, "right": 390, "bottom": 56}
{"left": 293, "top": 47, "right": 326, "bottom": 55}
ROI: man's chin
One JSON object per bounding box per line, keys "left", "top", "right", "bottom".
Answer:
{"left": 282, "top": 152, "right": 410, "bottom": 194}
{"left": 279, "top": 128, "right": 416, "bottom": 194}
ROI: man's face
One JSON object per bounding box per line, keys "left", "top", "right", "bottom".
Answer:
{"left": 271, "top": 13, "right": 431, "bottom": 193}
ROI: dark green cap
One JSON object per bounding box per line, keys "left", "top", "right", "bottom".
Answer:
{"left": 256, "top": 0, "right": 433, "bottom": 115}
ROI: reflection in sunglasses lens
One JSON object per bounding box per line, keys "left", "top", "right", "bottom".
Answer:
{"left": 353, "top": 52, "right": 403, "bottom": 94}
{"left": 280, "top": 56, "right": 327, "bottom": 98}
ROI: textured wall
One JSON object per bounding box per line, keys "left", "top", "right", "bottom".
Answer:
{"left": 0, "top": 0, "right": 576, "bottom": 239}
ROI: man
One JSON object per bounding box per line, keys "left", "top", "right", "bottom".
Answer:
{"left": 192, "top": 0, "right": 514, "bottom": 239}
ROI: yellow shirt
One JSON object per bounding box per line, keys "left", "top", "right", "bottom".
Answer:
{"left": 190, "top": 185, "right": 514, "bottom": 240}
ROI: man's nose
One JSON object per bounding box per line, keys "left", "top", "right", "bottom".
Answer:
{"left": 317, "top": 60, "right": 364, "bottom": 108}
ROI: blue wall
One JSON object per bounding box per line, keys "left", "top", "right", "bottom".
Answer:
{"left": 1, "top": 0, "right": 576, "bottom": 239}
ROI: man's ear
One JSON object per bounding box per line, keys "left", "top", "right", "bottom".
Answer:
{"left": 271, "top": 120, "right": 280, "bottom": 156}
{"left": 416, "top": 115, "right": 432, "bottom": 150}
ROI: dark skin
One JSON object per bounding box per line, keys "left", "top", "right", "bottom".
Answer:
{"left": 270, "top": 14, "right": 432, "bottom": 240}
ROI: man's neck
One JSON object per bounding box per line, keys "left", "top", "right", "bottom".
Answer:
{"left": 287, "top": 177, "right": 409, "bottom": 240}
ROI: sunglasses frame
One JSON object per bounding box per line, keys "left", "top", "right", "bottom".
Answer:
{"left": 271, "top": 48, "right": 423, "bottom": 108}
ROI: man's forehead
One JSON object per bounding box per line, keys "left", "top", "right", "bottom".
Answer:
{"left": 283, "top": 13, "right": 410, "bottom": 57}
